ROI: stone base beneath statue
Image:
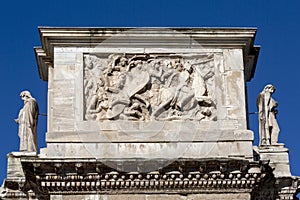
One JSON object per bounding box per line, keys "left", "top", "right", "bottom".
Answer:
{"left": 255, "top": 144, "right": 291, "bottom": 177}
{"left": 6, "top": 152, "right": 36, "bottom": 181}
{"left": 1, "top": 152, "right": 38, "bottom": 199}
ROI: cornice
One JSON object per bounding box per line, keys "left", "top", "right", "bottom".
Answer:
{"left": 35, "top": 27, "right": 259, "bottom": 81}
{"left": 16, "top": 157, "right": 270, "bottom": 195}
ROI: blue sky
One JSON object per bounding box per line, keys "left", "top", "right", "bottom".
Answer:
{"left": 0, "top": 0, "right": 300, "bottom": 181}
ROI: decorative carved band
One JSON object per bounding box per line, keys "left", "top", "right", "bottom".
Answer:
{"left": 21, "top": 159, "right": 271, "bottom": 194}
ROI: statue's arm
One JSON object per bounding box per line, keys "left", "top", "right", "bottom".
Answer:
{"left": 14, "top": 109, "right": 23, "bottom": 124}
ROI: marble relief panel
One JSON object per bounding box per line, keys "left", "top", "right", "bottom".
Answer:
{"left": 83, "top": 53, "right": 216, "bottom": 121}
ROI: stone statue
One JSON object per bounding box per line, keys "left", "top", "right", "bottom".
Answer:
{"left": 15, "top": 91, "right": 39, "bottom": 152}
{"left": 257, "top": 84, "right": 280, "bottom": 146}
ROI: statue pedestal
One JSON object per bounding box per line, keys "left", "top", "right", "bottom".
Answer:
{"left": 1, "top": 152, "right": 38, "bottom": 199}
{"left": 255, "top": 144, "right": 291, "bottom": 177}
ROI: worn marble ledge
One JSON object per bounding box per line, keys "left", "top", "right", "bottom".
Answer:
{"left": 42, "top": 140, "right": 253, "bottom": 159}
{"left": 46, "top": 129, "right": 253, "bottom": 143}
{"left": 257, "top": 144, "right": 289, "bottom": 153}
{"left": 8, "top": 151, "right": 37, "bottom": 157}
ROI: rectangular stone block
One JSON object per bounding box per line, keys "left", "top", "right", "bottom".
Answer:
{"left": 44, "top": 140, "right": 253, "bottom": 159}
{"left": 46, "top": 129, "right": 253, "bottom": 143}
{"left": 256, "top": 145, "right": 291, "bottom": 177}
{"left": 54, "top": 51, "right": 77, "bottom": 65}
{"left": 53, "top": 65, "right": 76, "bottom": 80}
{"left": 6, "top": 154, "right": 24, "bottom": 179}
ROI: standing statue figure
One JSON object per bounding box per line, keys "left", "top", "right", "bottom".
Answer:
{"left": 15, "top": 91, "right": 39, "bottom": 152}
{"left": 256, "top": 84, "right": 280, "bottom": 146}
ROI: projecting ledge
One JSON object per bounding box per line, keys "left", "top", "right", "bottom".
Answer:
{"left": 46, "top": 129, "right": 254, "bottom": 143}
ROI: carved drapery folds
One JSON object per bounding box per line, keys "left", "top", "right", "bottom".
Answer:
{"left": 84, "top": 53, "right": 216, "bottom": 121}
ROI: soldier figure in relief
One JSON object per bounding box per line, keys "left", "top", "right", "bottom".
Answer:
{"left": 15, "top": 91, "right": 39, "bottom": 152}
{"left": 257, "top": 84, "right": 280, "bottom": 146}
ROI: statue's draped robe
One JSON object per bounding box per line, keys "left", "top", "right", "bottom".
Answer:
{"left": 257, "top": 92, "right": 279, "bottom": 146}
{"left": 18, "top": 98, "right": 39, "bottom": 152}
{"left": 269, "top": 97, "right": 280, "bottom": 144}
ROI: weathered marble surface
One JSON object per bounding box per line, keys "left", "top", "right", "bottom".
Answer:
{"left": 43, "top": 129, "right": 254, "bottom": 159}
{"left": 44, "top": 46, "right": 251, "bottom": 162}
{"left": 36, "top": 28, "right": 255, "bottom": 163}
{"left": 39, "top": 28, "right": 255, "bottom": 135}
{"left": 49, "top": 47, "right": 248, "bottom": 133}
{"left": 84, "top": 53, "right": 216, "bottom": 122}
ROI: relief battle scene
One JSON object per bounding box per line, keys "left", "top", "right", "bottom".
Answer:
{"left": 84, "top": 53, "right": 216, "bottom": 121}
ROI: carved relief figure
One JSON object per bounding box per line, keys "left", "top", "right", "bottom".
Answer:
{"left": 84, "top": 54, "right": 216, "bottom": 121}
{"left": 257, "top": 84, "right": 280, "bottom": 146}
{"left": 86, "top": 79, "right": 109, "bottom": 120}
{"left": 15, "top": 91, "right": 39, "bottom": 152}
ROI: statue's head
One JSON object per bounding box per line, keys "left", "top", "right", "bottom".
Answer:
{"left": 117, "top": 74, "right": 126, "bottom": 89}
{"left": 119, "top": 57, "right": 128, "bottom": 66}
{"left": 20, "top": 90, "right": 32, "bottom": 100}
{"left": 264, "top": 84, "right": 276, "bottom": 94}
